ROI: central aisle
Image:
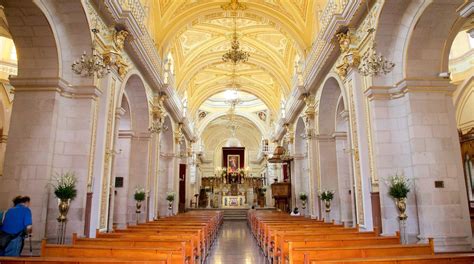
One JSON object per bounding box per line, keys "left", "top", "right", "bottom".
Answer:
{"left": 206, "top": 220, "right": 268, "bottom": 264}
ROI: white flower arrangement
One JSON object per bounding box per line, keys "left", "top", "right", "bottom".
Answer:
{"left": 166, "top": 192, "right": 176, "bottom": 202}
{"left": 134, "top": 186, "right": 146, "bottom": 202}
{"left": 299, "top": 192, "right": 308, "bottom": 201}
{"left": 319, "top": 189, "right": 335, "bottom": 201}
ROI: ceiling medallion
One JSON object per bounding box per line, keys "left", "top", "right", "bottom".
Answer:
{"left": 221, "top": 0, "right": 250, "bottom": 64}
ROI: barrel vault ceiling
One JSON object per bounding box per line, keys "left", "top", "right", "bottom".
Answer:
{"left": 144, "top": 0, "right": 326, "bottom": 120}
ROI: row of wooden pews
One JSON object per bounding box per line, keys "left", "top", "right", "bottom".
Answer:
{"left": 248, "top": 210, "right": 474, "bottom": 264}
{"left": 0, "top": 211, "right": 223, "bottom": 264}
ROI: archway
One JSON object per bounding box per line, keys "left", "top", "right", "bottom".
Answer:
{"left": 113, "top": 74, "right": 151, "bottom": 226}
{"left": 158, "top": 116, "right": 175, "bottom": 216}
{"left": 293, "top": 117, "right": 309, "bottom": 214}
{"left": 317, "top": 76, "right": 353, "bottom": 224}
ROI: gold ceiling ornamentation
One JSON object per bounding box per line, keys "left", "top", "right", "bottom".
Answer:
{"left": 221, "top": 0, "right": 250, "bottom": 64}
{"left": 221, "top": 0, "right": 247, "bottom": 12}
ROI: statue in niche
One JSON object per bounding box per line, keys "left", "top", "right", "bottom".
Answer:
{"left": 258, "top": 111, "right": 267, "bottom": 121}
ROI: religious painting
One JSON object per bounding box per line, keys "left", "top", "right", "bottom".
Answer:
{"left": 227, "top": 155, "right": 240, "bottom": 173}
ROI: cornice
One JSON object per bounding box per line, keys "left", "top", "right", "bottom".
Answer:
{"left": 10, "top": 77, "right": 101, "bottom": 99}
{"left": 315, "top": 134, "right": 335, "bottom": 142}
{"left": 332, "top": 131, "right": 347, "bottom": 139}
{"left": 118, "top": 130, "right": 135, "bottom": 138}
{"left": 365, "top": 78, "right": 456, "bottom": 101}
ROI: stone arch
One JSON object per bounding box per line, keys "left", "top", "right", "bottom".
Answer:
{"left": 404, "top": 0, "right": 466, "bottom": 79}
{"left": 114, "top": 74, "right": 151, "bottom": 225}
{"left": 316, "top": 75, "right": 354, "bottom": 224}
{"left": 1, "top": 0, "right": 93, "bottom": 85}
{"left": 373, "top": 0, "right": 467, "bottom": 85}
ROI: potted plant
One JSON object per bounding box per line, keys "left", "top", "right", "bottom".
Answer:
{"left": 319, "top": 189, "right": 335, "bottom": 213}
{"left": 299, "top": 192, "right": 308, "bottom": 210}
{"left": 386, "top": 173, "right": 410, "bottom": 220}
{"left": 166, "top": 192, "right": 175, "bottom": 212}
{"left": 134, "top": 186, "right": 146, "bottom": 214}
{"left": 52, "top": 172, "right": 77, "bottom": 223}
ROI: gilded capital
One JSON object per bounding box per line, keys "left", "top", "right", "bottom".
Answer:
{"left": 335, "top": 30, "right": 360, "bottom": 78}
{"left": 148, "top": 94, "right": 168, "bottom": 134}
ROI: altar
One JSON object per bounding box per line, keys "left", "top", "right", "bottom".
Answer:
{"left": 222, "top": 195, "right": 245, "bottom": 208}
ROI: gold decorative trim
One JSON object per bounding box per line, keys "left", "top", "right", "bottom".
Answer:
{"left": 87, "top": 99, "right": 99, "bottom": 192}
{"left": 346, "top": 79, "right": 365, "bottom": 226}
{"left": 99, "top": 78, "right": 117, "bottom": 229}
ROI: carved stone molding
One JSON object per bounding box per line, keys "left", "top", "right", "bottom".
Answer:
{"left": 365, "top": 78, "right": 456, "bottom": 101}
{"left": 9, "top": 77, "right": 102, "bottom": 99}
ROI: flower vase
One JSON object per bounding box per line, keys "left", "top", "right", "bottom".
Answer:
{"left": 135, "top": 201, "right": 142, "bottom": 225}
{"left": 301, "top": 200, "right": 306, "bottom": 210}
{"left": 57, "top": 199, "right": 71, "bottom": 222}
{"left": 324, "top": 200, "right": 331, "bottom": 223}
{"left": 395, "top": 197, "right": 408, "bottom": 244}
{"left": 324, "top": 200, "right": 331, "bottom": 213}
{"left": 168, "top": 201, "right": 173, "bottom": 216}
{"left": 135, "top": 201, "right": 142, "bottom": 214}
{"left": 395, "top": 198, "right": 407, "bottom": 220}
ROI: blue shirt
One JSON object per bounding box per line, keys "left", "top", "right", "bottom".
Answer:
{"left": 1, "top": 204, "right": 32, "bottom": 235}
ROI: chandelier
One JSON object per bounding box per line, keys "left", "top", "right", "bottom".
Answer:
{"left": 71, "top": 29, "right": 110, "bottom": 78}
{"left": 358, "top": 0, "right": 395, "bottom": 77}
{"left": 359, "top": 42, "right": 395, "bottom": 76}
{"left": 221, "top": 0, "right": 249, "bottom": 64}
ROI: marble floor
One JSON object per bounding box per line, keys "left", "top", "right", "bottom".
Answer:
{"left": 206, "top": 220, "right": 268, "bottom": 264}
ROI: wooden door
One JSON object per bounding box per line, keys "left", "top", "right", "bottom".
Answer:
{"left": 179, "top": 164, "right": 186, "bottom": 213}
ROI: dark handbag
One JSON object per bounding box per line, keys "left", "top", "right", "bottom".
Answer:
{"left": 0, "top": 231, "right": 14, "bottom": 250}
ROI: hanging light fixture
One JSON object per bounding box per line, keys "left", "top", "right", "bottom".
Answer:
{"left": 71, "top": 29, "right": 110, "bottom": 78}
{"left": 221, "top": 0, "right": 250, "bottom": 64}
{"left": 358, "top": 1, "right": 395, "bottom": 77}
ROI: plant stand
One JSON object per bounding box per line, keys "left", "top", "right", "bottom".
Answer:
{"left": 56, "top": 220, "right": 67, "bottom": 244}
{"left": 399, "top": 218, "right": 408, "bottom": 244}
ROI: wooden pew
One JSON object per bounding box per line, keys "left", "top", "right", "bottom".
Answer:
{"left": 41, "top": 240, "right": 188, "bottom": 264}
{"left": 72, "top": 234, "right": 197, "bottom": 264}
{"left": 287, "top": 239, "right": 434, "bottom": 264}
{"left": 275, "top": 235, "right": 400, "bottom": 264}
{"left": 311, "top": 253, "right": 474, "bottom": 264}
{"left": 0, "top": 257, "right": 165, "bottom": 264}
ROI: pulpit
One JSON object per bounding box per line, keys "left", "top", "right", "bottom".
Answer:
{"left": 271, "top": 182, "right": 291, "bottom": 212}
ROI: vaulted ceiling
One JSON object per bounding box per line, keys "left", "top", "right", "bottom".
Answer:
{"left": 144, "top": 0, "right": 326, "bottom": 119}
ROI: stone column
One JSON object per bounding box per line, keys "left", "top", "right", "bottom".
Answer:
{"left": 367, "top": 79, "right": 472, "bottom": 251}
{"left": 107, "top": 107, "right": 126, "bottom": 231}
{"left": 303, "top": 95, "right": 321, "bottom": 219}
{"left": 344, "top": 70, "right": 374, "bottom": 230}
{"left": 0, "top": 77, "right": 98, "bottom": 241}
{"left": 148, "top": 95, "right": 167, "bottom": 220}
{"left": 334, "top": 131, "right": 354, "bottom": 226}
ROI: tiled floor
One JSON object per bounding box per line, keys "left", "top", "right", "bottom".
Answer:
{"left": 206, "top": 220, "right": 268, "bottom": 264}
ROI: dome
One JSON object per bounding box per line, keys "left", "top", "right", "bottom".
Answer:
{"left": 225, "top": 137, "right": 242, "bottom": 147}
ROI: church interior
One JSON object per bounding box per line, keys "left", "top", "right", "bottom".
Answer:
{"left": 0, "top": 0, "right": 473, "bottom": 263}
